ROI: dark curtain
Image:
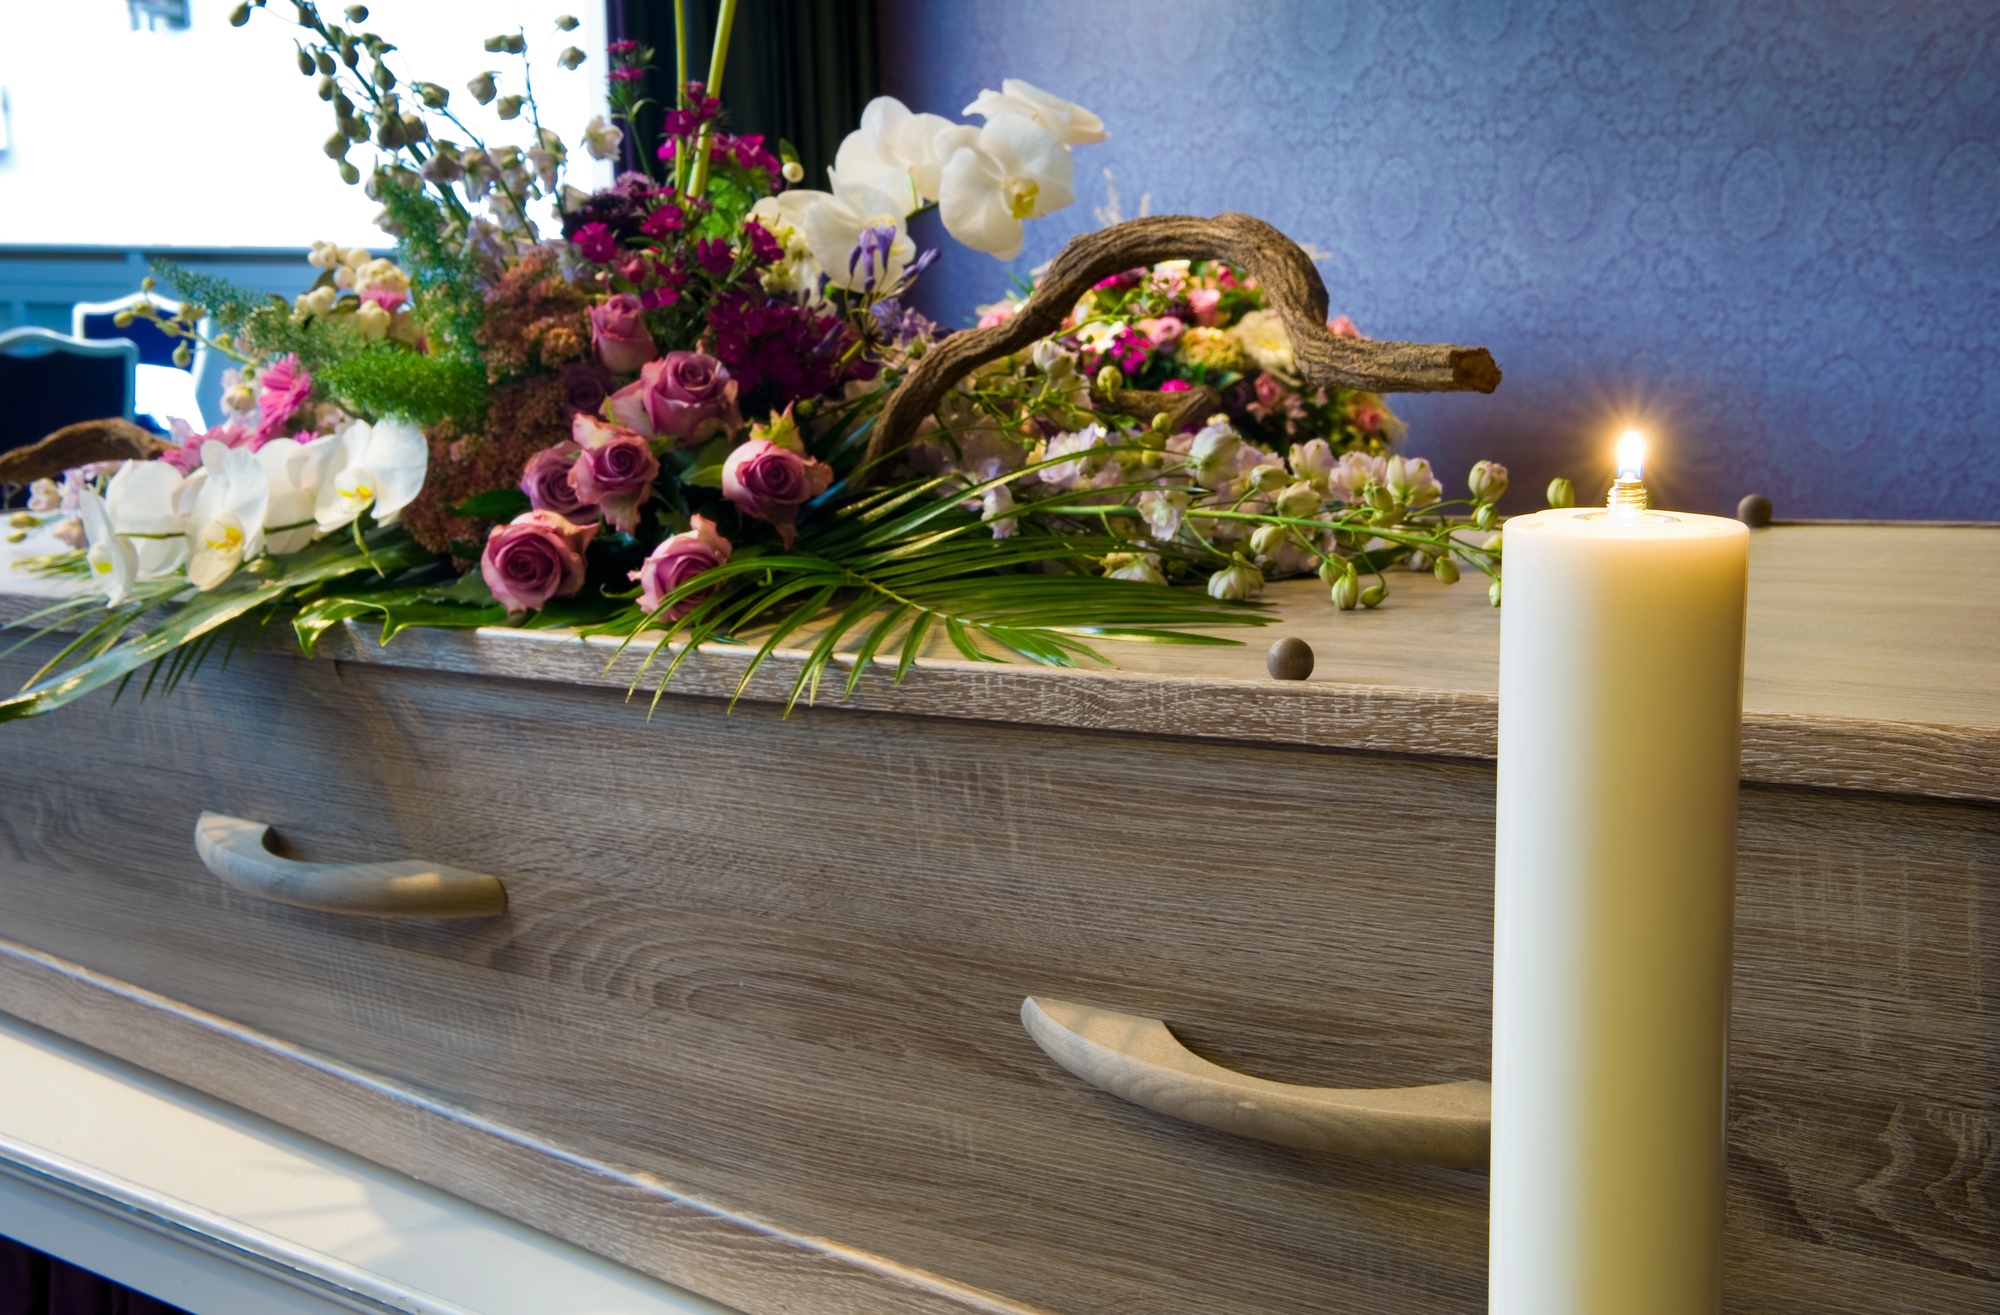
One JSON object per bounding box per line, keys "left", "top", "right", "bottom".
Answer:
{"left": 0, "top": 1237, "right": 188, "bottom": 1315}
{"left": 605, "top": 0, "right": 879, "bottom": 191}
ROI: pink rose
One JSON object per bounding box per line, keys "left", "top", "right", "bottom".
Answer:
{"left": 519, "top": 441, "right": 597, "bottom": 522}
{"left": 722, "top": 437, "right": 833, "bottom": 548}
{"left": 1186, "top": 287, "right": 1223, "bottom": 327}
{"left": 567, "top": 414, "right": 660, "bottom": 534}
{"left": 589, "top": 293, "right": 658, "bottom": 374}
{"left": 630, "top": 513, "right": 732, "bottom": 621}
{"left": 1136, "top": 316, "right": 1185, "bottom": 348}
{"left": 607, "top": 351, "right": 743, "bottom": 445}
{"left": 480, "top": 510, "right": 598, "bottom": 614}
{"left": 1328, "top": 315, "right": 1367, "bottom": 339}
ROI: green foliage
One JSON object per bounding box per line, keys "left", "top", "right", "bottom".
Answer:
{"left": 378, "top": 177, "right": 486, "bottom": 368}
{"left": 319, "top": 347, "right": 487, "bottom": 428}
{"left": 0, "top": 529, "right": 438, "bottom": 722}
{"left": 588, "top": 470, "right": 1271, "bottom": 717}
{"left": 148, "top": 261, "right": 268, "bottom": 339}
{"left": 449, "top": 488, "right": 531, "bottom": 519}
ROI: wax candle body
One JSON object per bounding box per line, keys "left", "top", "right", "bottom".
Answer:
{"left": 1490, "top": 508, "right": 1748, "bottom": 1315}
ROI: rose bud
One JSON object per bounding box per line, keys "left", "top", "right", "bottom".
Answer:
{"left": 631, "top": 514, "right": 732, "bottom": 622}
{"left": 567, "top": 414, "right": 660, "bottom": 534}
{"left": 721, "top": 436, "right": 833, "bottom": 548}
{"left": 518, "top": 441, "right": 597, "bottom": 522}
{"left": 588, "top": 293, "right": 658, "bottom": 374}
{"left": 480, "top": 510, "right": 597, "bottom": 614}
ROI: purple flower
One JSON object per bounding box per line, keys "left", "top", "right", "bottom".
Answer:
{"left": 567, "top": 414, "right": 660, "bottom": 533}
{"left": 722, "top": 436, "right": 833, "bottom": 548}
{"left": 519, "top": 441, "right": 597, "bottom": 522}
{"left": 588, "top": 293, "right": 658, "bottom": 374}
{"left": 631, "top": 513, "right": 732, "bottom": 621}
{"left": 744, "top": 218, "right": 783, "bottom": 265}
{"left": 573, "top": 221, "right": 618, "bottom": 263}
{"left": 696, "top": 237, "right": 734, "bottom": 276}
{"left": 480, "top": 511, "right": 598, "bottom": 614}
{"left": 606, "top": 351, "right": 742, "bottom": 445}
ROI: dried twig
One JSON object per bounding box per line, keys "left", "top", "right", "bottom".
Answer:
{"left": 0, "top": 419, "right": 169, "bottom": 486}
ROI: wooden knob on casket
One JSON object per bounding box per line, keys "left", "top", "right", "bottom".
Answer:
{"left": 1737, "top": 494, "right": 1773, "bottom": 527}
{"left": 1267, "top": 637, "right": 1314, "bottom": 681}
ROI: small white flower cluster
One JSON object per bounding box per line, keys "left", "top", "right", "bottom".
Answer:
{"left": 75, "top": 420, "right": 427, "bottom": 607}
{"left": 300, "top": 243, "right": 420, "bottom": 342}
{"left": 748, "top": 79, "right": 1104, "bottom": 296}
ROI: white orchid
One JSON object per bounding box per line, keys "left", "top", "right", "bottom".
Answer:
{"left": 747, "top": 190, "right": 827, "bottom": 296}
{"left": 936, "top": 115, "right": 1075, "bottom": 260}
{"left": 258, "top": 435, "right": 340, "bottom": 554}
{"left": 315, "top": 417, "right": 428, "bottom": 534}
{"left": 799, "top": 172, "right": 917, "bottom": 293}
{"left": 832, "top": 96, "right": 956, "bottom": 216}
{"left": 180, "top": 442, "right": 271, "bottom": 591}
{"left": 104, "top": 459, "right": 189, "bottom": 578}
{"left": 962, "top": 79, "right": 1107, "bottom": 145}
{"left": 78, "top": 490, "right": 138, "bottom": 605}
{"left": 582, "top": 114, "right": 623, "bottom": 161}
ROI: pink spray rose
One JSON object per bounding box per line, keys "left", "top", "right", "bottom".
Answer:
{"left": 1185, "top": 287, "right": 1223, "bottom": 326}
{"left": 480, "top": 510, "right": 598, "bottom": 614}
{"left": 630, "top": 513, "right": 732, "bottom": 621}
{"left": 567, "top": 414, "right": 660, "bottom": 533}
{"left": 519, "top": 440, "right": 597, "bottom": 522}
{"left": 722, "top": 437, "right": 833, "bottom": 548}
{"left": 1136, "top": 316, "right": 1186, "bottom": 349}
{"left": 607, "top": 351, "right": 743, "bottom": 444}
{"left": 1328, "top": 315, "right": 1366, "bottom": 339}
{"left": 588, "top": 293, "right": 658, "bottom": 374}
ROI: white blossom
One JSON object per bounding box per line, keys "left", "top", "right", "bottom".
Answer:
{"left": 582, "top": 115, "right": 623, "bottom": 161}
{"left": 962, "top": 78, "right": 1107, "bottom": 145}
{"left": 180, "top": 442, "right": 270, "bottom": 591}
{"left": 314, "top": 417, "right": 428, "bottom": 534}
{"left": 799, "top": 173, "right": 915, "bottom": 292}
{"left": 831, "top": 96, "right": 955, "bottom": 216}
{"left": 935, "top": 115, "right": 1075, "bottom": 260}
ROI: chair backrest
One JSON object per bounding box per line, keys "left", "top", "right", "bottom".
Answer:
{"left": 0, "top": 328, "right": 139, "bottom": 459}
{"left": 73, "top": 292, "right": 214, "bottom": 430}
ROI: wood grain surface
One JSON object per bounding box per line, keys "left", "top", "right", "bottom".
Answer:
{"left": 1, "top": 524, "right": 1992, "bottom": 801}
{"left": 0, "top": 635, "right": 1992, "bottom": 1313}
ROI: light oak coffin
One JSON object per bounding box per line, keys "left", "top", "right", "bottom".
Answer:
{"left": 0, "top": 524, "right": 1992, "bottom": 1314}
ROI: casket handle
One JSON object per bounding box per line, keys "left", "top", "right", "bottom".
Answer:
{"left": 1021, "top": 996, "right": 1489, "bottom": 1168}
{"left": 194, "top": 812, "right": 507, "bottom": 919}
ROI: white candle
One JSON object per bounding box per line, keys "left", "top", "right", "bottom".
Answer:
{"left": 1490, "top": 437, "right": 1748, "bottom": 1314}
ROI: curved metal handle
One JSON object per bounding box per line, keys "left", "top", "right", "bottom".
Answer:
{"left": 1022, "top": 997, "right": 1489, "bottom": 1168}
{"left": 195, "top": 813, "right": 507, "bottom": 919}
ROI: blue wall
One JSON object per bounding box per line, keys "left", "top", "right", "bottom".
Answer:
{"left": 880, "top": 0, "right": 2000, "bottom": 520}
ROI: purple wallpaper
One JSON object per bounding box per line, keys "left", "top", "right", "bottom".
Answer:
{"left": 879, "top": 0, "right": 2000, "bottom": 520}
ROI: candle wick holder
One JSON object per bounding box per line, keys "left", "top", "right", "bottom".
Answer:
{"left": 1607, "top": 476, "right": 1649, "bottom": 518}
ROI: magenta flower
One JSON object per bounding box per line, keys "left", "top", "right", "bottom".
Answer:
{"left": 573, "top": 221, "right": 618, "bottom": 263}
{"left": 518, "top": 441, "right": 597, "bottom": 522}
{"left": 639, "top": 203, "right": 685, "bottom": 238}
{"left": 1159, "top": 379, "right": 1192, "bottom": 393}
{"left": 480, "top": 510, "right": 598, "bottom": 614}
{"left": 721, "top": 436, "right": 833, "bottom": 548}
{"left": 588, "top": 293, "right": 658, "bottom": 374}
{"left": 743, "top": 219, "right": 783, "bottom": 265}
{"left": 695, "top": 237, "right": 733, "bottom": 276}
{"left": 567, "top": 414, "right": 660, "bottom": 533}
{"left": 606, "top": 350, "right": 742, "bottom": 444}
{"left": 251, "top": 355, "right": 312, "bottom": 446}
{"left": 631, "top": 513, "right": 732, "bottom": 621}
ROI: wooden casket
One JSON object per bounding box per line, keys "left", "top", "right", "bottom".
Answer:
{"left": 0, "top": 523, "right": 1992, "bottom": 1315}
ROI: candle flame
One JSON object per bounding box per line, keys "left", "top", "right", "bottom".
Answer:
{"left": 1616, "top": 431, "right": 1645, "bottom": 481}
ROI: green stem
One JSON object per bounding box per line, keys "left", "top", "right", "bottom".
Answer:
{"left": 685, "top": 0, "right": 738, "bottom": 198}
{"left": 671, "top": 0, "right": 689, "bottom": 189}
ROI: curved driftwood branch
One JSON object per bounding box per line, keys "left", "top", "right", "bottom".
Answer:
{"left": 864, "top": 213, "right": 1502, "bottom": 475}
{"left": 0, "top": 419, "right": 169, "bottom": 487}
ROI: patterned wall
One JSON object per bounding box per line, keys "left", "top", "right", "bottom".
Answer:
{"left": 878, "top": 0, "right": 2000, "bottom": 520}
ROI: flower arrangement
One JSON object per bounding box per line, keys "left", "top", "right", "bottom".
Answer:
{"left": 2, "top": 1, "right": 1546, "bottom": 724}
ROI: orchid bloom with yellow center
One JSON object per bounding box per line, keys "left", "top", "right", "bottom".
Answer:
{"left": 935, "top": 115, "right": 1076, "bottom": 261}
{"left": 313, "top": 417, "right": 429, "bottom": 535}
